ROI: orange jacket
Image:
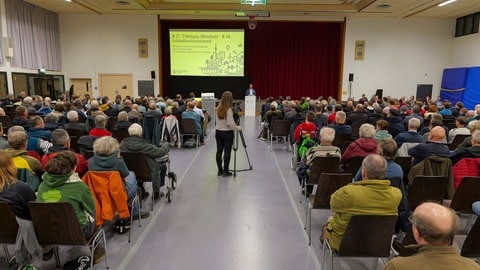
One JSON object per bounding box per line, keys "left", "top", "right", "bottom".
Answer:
{"left": 82, "top": 171, "right": 130, "bottom": 225}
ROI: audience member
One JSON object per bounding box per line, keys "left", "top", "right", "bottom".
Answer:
{"left": 64, "top": 110, "right": 89, "bottom": 135}
{"left": 384, "top": 202, "right": 480, "bottom": 270}
{"left": 386, "top": 109, "right": 405, "bottom": 138}
{"left": 144, "top": 101, "right": 162, "bottom": 117}
{"left": 0, "top": 149, "right": 36, "bottom": 220}
{"left": 395, "top": 118, "right": 423, "bottom": 147}
{"left": 347, "top": 104, "right": 367, "bottom": 125}
{"left": 114, "top": 111, "right": 132, "bottom": 130}
{"left": 324, "top": 154, "right": 401, "bottom": 250}
{"left": 409, "top": 126, "right": 450, "bottom": 166}
{"left": 328, "top": 111, "right": 352, "bottom": 134}
{"left": 120, "top": 124, "right": 170, "bottom": 200}
{"left": 42, "top": 129, "right": 88, "bottom": 177}
{"left": 297, "top": 127, "right": 341, "bottom": 195}
{"left": 89, "top": 115, "right": 112, "bottom": 137}
{"left": 448, "top": 116, "right": 470, "bottom": 143}
{"left": 473, "top": 201, "right": 480, "bottom": 216}
{"left": 37, "top": 151, "right": 96, "bottom": 238}
{"left": 12, "top": 105, "right": 30, "bottom": 130}
{"left": 7, "top": 131, "right": 42, "bottom": 179}
{"left": 43, "top": 113, "right": 62, "bottom": 130}
{"left": 450, "top": 130, "right": 480, "bottom": 165}
{"left": 293, "top": 111, "right": 317, "bottom": 142}
{"left": 182, "top": 102, "right": 204, "bottom": 144}
{"left": 88, "top": 136, "right": 149, "bottom": 218}
{"left": 374, "top": 119, "right": 392, "bottom": 142}
{"left": 27, "top": 116, "right": 51, "bottom": 142}
{"left": 341, "top": 123, "right": 377, "bottom": 170}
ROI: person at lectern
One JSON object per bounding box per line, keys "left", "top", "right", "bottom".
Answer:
{"left": 245, "top": 83, "right": 256, "bottom": 96}
{"left": 215, "top": 91, "right": 242, "bottom": 177}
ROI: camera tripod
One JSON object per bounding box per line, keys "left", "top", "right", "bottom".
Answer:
{"left": 233, "top": 130, "right": 253, "bottom": 177}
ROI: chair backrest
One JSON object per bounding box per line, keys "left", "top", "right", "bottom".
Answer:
{"left": 398, "top": 225, "right": 417, "bottom": 257}
{"left": 0, "top": 201, "right": 19, "bottom": 245}
{"left": 307, "top": 156, "right": 340, "bottom": 185}
{"left": 121, "top": 151, "right": 151, "bottom": 181}
{"left": 271, "top": 119, "right": 291, "bottom": 137}
{"left": 180, "top": 118, "right": 197, "bottom": 135}
{"left": 0, "top": 115, "right": 13, "bottom": 133}
{"left": 65, "top": 128, "right": 84, "bottom": 139}
{"left": 461, "top": 217, "right": 480, "bottom": 258}
{"left": 313, "top": 173, "right": 352, "bottom": 209}
{"left": 69, "top": 136, "right": 80, "bottom": 153}
{"left": 346, "top": 155, "right": 365, "bottom": 174}
{"left": 331, "top": 133, "right": 351, "bottom": 150}
{"left": 106, "top": 116, "right": 117, "bottom": 132}
{"left": 77, "top": 135, "right": 98, "bottom": 156}
{"left": 338, "top": 215, "right": 397, "bottom": 257}
{"left": 449, "top": 176, "right": 480, "bottom": 213}
{"left": 112, "top": 129, "right": 130, "bottom": 143}
{"left": 86, "top": 116, "right": 96, "bottom": 130}
{"left": 29, "top": 202, "right": 87, "bottom": 246}
{"left": 407, "top": 175, "right": 447, "bottom": 211}
{"left": 350, "top": 120, "right": 366, "bottom": 139}
{"left": 83, "top": 150, "right": 94, "bottom": 160}
{"left": 142, "top": 116, "right": 162, "bottom": 146}
{"left": 395, "top": 156, "right": 413, "bottom": 187}
{"left": 449, "top": 134, "right": 470, "bottom": 151}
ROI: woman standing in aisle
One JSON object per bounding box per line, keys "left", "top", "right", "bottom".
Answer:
{"left": 215, "top": 91, "right": 242, "bottom": 177}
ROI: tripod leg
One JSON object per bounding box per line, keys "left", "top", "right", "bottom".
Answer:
{"left": 233, "top": 131, "right": 238, "bottom": 177}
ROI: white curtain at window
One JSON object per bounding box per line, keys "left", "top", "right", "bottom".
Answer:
{"left": 5, "top": 0, "right": 61, "bottom": 71}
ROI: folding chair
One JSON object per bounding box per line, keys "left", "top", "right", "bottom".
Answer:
{"left": 394, "top": 156, "right": 413, "bottom": 188}
{"left": 29, "top": 202, "right": 109, "bottom": 269}
{"left": 449, "top": 177, "right": 480, "bottom": 233}
{"left": 449, "top": 134, "right": 470, "bottom": 151}
{"left": 0, "top": 202, "right": 18, "bottom": 266}
{"left": 301, "top": 156, "right": 340, "bottom": 204}
{"left": 390, "top": 225, "right": 416, "bottom": 258}
{"left": 331, "top": 133, "right": 351, "bottom": 153}
{"left": 112, "top": 128, "right": 130, "bottom": 143}
{"left": 407, "top": 175, "right": 447, "bottom": 211}
{"left": 461, "top": 216, "right": 480, "bottom": 259}
{"left": 322, "top": 215, "right": 397, "bottom": 270}
{"left": 82, "top": 171, "right": 141, "bottom": 243}
{"left": 346, "top": 156, "right": 365, "bottom": 174}
{"left": 121, "top": 151, "right": 157, "bottom": 211}
{"left": 180, "top": 118, "right": 199, "bottom": 148}
{"left": 269, "top": 119, "right": 290, "bottom": 151}
{"left": 306, "top": 173, "right": 352, "bottom": 245}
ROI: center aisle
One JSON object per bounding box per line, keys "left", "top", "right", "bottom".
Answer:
{"left": 111, "top": 116, "right": 322, "bottom": 270}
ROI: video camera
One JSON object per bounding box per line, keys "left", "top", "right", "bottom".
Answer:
{"left": 232, "top": 101, "right": 242, "bottom": 125}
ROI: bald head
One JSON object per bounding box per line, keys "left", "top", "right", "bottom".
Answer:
{"left": 411, "top": 202, "right": 458, "bottom": 246}
{"left": 429, "top": 126, "right": 446, "bottom": 143}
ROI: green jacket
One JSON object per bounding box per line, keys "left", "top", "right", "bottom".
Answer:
{"left": 326, "top": 179, "right": 401, "bottom": 250}
{"left": 384, "top": 245, "right": 480, "bottom": 270}
{"left": 37, "top": 172, "right": 95, "bottom": 228}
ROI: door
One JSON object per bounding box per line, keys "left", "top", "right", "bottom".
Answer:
{"left": 71, "top": 78, "right": 92, "bottom": 99}
{"left": 98, "top": 74, "right": 133, "bottom": 101}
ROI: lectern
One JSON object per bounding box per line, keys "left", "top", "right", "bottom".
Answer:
{"left": 244, "top": 95, "right": 256, "bottom": 116}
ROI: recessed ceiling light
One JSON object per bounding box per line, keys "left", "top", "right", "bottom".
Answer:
{"left": 376, "top": 4, "right": 391, "bottom": 9}
{"left": 438, "top": 0, "right": 456, "bottom": 7}
{"left": 115, "top": 1, "right": 130, "bottom": 5}
{"left": 65, "top": 0, "right": 72, "bottom": 2}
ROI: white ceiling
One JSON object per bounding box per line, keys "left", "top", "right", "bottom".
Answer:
{"left": 23, "top": 0, "right": 480, "bottom": 20}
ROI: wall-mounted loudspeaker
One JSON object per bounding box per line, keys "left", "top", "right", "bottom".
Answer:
{"left": 151, "top": 70, "right": 156, "bottom": 80}
{"left": 348, "top": 73, "right": 354, "bottom": 82}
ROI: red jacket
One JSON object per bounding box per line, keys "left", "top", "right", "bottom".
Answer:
{"left": 89, "top": 128, "right": 112, "bottom": 137}
{"left": 452, "top": 157, "right": 480, "bottom": 190}
{"left": 342, "top": 137, "right": 378, "bottom": 169}
{"left": 42, "top": 151, "right": 88, "bottom": 178}
{"left": 294, "top": 122, "right": 317, "bottom": 142}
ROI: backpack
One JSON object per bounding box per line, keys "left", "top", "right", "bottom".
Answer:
{"left": 298, "top": 138, "right": 317, "bottom": 158}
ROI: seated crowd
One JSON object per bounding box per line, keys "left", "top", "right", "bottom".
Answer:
{"left": 262, "top": 94, "right": 480, "bottom": 268}
{"left": 0, "top": 93, "right": 192, "bottom": 268}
